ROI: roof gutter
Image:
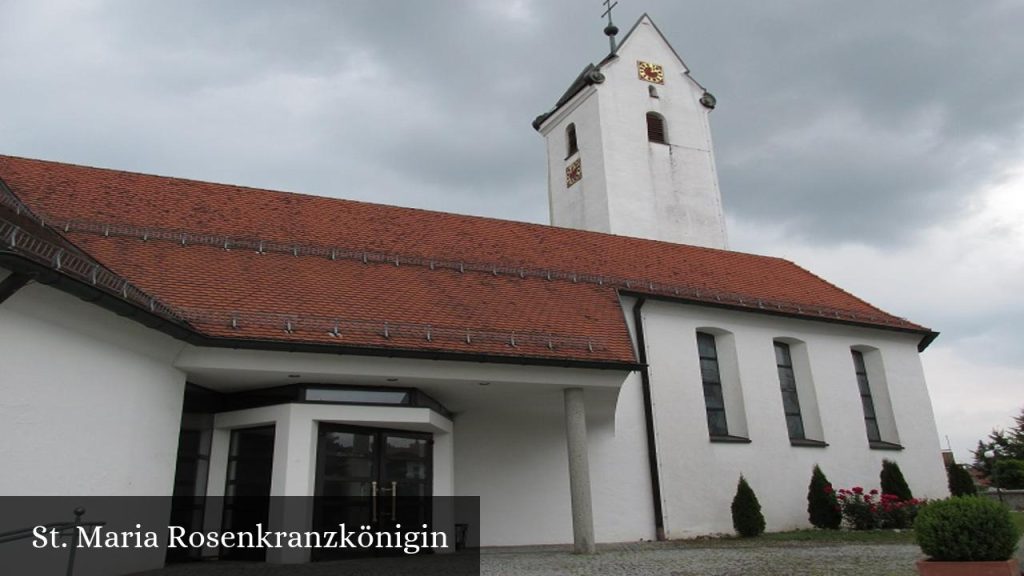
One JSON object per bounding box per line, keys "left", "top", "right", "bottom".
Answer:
{"left": 620, "top": 289, "right": 939, "bottom": 352}
{"left": 0, "top": 251, "right": 641, "bottom": 372}
{"left": 632, "top": 296, "right": 666, "bottom": 540}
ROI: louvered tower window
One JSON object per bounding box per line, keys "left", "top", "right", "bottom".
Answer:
{"left": 566, "top": 123, "right": 578, "bottom": 157}
{"left": 646, "top": 112, "right": 667, "bottom": 144}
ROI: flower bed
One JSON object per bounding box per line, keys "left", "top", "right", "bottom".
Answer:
{"left": 828, "top": 485, "right": 925, "bottom": 530}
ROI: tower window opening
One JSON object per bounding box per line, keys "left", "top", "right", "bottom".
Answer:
{"left": 646, "top": 112, "right": 667, "bottom": 144}
{"left": 648, "top": 85, "right": 659, "bottom": 98}
{"left": 566, "top": 123, "right": 579, "bottom": 158}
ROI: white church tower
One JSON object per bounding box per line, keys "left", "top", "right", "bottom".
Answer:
{"left": 533, "top": 13, "right": 728, "bottom": 249}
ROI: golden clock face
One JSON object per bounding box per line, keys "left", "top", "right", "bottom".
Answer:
{"left": 565, "top": 158, "right": 582, "bottom": 188}
{"left": 637, "top": 61, "right": 664, "bottom": 84}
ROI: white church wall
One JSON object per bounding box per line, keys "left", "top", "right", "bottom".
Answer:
{"left": 453, "top": 382, "right": 656, "bottom": 546}
{"left": 0, "top": 277, "right": 187, "bottom": 496}
{"left": 636, "top": 300, "right": 947, "bottom": 537}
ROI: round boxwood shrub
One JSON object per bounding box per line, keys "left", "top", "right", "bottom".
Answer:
{"left": 807, "top": 465, "right": 842, "bottom": 529}
{"left": 915, "top": 497, "right": 1020, "bottom": 561}
{"left": 731, "top": 475, "right": 765, "bottom": 537}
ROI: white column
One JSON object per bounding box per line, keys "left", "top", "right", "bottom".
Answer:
{"left": 267, "top": 405, "right": 316, "bottom": 564}
{"left": 564, "top": 387, "right": 596, "bottom": 554}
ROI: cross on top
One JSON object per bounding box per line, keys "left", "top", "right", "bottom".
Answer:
{"left": 601, "top": 0, "right": 620, "bottom": 53}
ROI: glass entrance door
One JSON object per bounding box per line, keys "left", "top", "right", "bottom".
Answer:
{"left": 313, "top": 424, "right": 432, "bottom": 559}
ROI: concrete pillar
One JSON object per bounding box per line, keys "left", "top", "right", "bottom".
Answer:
{"left": 564, "top": 387, "right": 596, "bottom": 554}
{"left": 268, "top": 405, "right": 315, "bottom": 564}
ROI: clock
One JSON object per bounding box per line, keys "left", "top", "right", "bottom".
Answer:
{"left": 565, "top": 159, "right": 582, "bottom": 188}
{"left": 637, "top": 61, "right": 664, "bottom": 84}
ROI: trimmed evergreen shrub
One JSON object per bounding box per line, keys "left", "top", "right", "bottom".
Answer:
{"left": 880, "top": 459, "right": 913, "bottom": 500}
{"left": 731, "top": 475, "right": 765, "bottom": 537}
{"left": 993, "top": 459, "right": 1024, "bottom": 489}
{"left": 807, "top": 465, "right": 842, "bottom": 529}
{"left": 946, "top": 462, "right": 977, "bottom": 497}
{"left": 915, "top": 497, "right": 1020, "bottom": 561}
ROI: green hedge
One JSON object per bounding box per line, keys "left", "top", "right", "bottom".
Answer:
{"left": 915, "top": 497, "right": 1020, "bottom": 561}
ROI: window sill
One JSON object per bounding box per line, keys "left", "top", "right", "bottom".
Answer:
{"left": 709, "top": 435, "right": 752, "bottom": 444}
{"left": 869, "top": 441, "right": 904, "bottom": 451}
{"left": 790, "top": 438, "right": 829, "bottom": 448}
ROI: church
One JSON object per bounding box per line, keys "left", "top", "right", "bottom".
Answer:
{"left": 0, "top": 13, "right": 947, "bottom": 572}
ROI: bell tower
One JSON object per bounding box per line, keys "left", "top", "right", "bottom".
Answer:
{"left": 533, "top": 14, "right": 728, "bottom": 249}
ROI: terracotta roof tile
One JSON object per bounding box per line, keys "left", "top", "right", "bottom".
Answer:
{"left": 0, "top": 155, "right": 931, "bottom": 364}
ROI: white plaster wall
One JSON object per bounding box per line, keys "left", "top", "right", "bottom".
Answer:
{"left": 0, "top": 278, "right": 187, "bottom": 495}
{"left": 636, "top": 300, "right": 947, "bottom": 537}
{"left": 542, "top": 86, "right": 612, "bottom": 233}
{"left": 453, "top": 382, "right": 655, "bottom": 546}
{"left": 540, "top": 16, "right": 727, "bottom": 248}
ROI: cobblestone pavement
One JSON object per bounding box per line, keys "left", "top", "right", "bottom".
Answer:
{"left": 131, "top": 541, "right": 925, "bottom": 576}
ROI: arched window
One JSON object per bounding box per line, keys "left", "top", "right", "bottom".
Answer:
{"left": 566, "top": 123, "right": 579, "bottom": 157}
{"left": 646, "top": 112, "right": 667, "bottom": 144}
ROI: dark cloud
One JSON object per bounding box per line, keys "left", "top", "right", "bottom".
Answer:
{"left": 1, "top": 0, "right": 1023, "bottom": 243}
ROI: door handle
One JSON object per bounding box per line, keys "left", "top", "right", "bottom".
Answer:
{"left": 390, "top": 481, "right": 397, "bottom": 520}
{"left": 371, "top": 481, "right": 378, "bottom": 522}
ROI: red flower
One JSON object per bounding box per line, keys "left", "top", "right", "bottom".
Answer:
{"left": 852, "top": 486, "right": 863, "bottom": 494}
{"left": 823, "top": 485, "right": 834, "bottom": 495}
{"left": 869, "top": 489, "right": 879, "bottom": 495}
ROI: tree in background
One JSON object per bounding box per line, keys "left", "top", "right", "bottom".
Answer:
{"left": 807, "top": 465, "right": 842, "bottom": 529}
{"left": 972, "top": 406, "right": 1024, "bottom": 485}
{"left": 880, "top": 459, "right": 913, "bottom": 500}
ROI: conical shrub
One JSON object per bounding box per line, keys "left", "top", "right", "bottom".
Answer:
{"left": 880, "top": 459, "right": 912, "bottom": 500}
{"left": 807, "top": 465, "right": 842, "bottom": 529}
{"left": 946, "top": 462, "right": 977, "bottom": 497}
{"left": 731, "top": 475, "right": 765, "bottom": 537}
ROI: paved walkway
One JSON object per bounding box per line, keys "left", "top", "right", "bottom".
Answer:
{"left": 132, "top": 541, "right": 925, "bottom": 576}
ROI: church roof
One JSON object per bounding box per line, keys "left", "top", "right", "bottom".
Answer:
{"left": 0, "top": 155, "right": 934, "bottom": 368}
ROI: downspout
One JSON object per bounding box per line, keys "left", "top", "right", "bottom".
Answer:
{"left": 632, "top": 296, "right": 665, "bottom": 540}
{"left": 0, "top": 272, "right": 30, "bottom": 306}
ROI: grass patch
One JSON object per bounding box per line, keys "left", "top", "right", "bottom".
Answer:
{"left": 1012, "top": 511, "right": 1024, "bottom": 533}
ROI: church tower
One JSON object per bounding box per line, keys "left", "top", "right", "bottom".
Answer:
{"left": 533, "top": 14, "right": 728, "bottom": 249}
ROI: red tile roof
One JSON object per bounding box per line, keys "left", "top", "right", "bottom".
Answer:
{"left": 0, "top": 155, "right": 932, "bottom": 365}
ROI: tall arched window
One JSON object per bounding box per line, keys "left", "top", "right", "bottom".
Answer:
{"left": 646, "top": 112, "right": 667, "bottom": 144}
{"left": 566, "top": 123, "right": 579, "bottom": 157}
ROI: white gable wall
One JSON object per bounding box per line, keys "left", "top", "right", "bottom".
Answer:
{"left": 634, "top": 298, "right": 947, "bottom": 537}
{"left": 0, "top": 274, "right": 187, "bottom": 496}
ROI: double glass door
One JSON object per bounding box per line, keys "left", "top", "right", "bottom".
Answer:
{"left": 313, "top": 424, "right": 432, "bottom": 558}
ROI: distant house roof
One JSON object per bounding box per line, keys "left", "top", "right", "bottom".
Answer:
{"left": 0, "top": 155, "right": 934, "bottom": 367}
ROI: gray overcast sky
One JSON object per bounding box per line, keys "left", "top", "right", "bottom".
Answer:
{"left": 2, "top": 1, "right": 1022, "bottom": 462}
